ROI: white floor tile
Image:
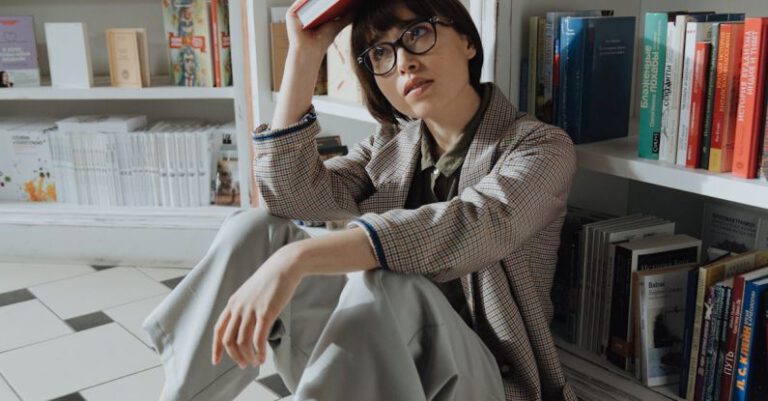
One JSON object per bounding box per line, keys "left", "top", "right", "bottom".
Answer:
{"left": 80, "top": 366, "right": 163, "bottom": 401}
{"left": 0, "top": 263, "right": 93, "bottom": 294}
{"left": 0, "top": 323, "right": 159, "bottom": 401}
{"left": 104, "top": 295, "right": 168, "bottom": 348}
{"left": 234, "top": 381, "right": 281, "bottom": 401}
{"left": 0, "top": 375, "right": 19, "bottom": 401}
{"left": 0, "top": 300, "right": 73, "bottom": 353}
{"left": 30, "top": 267, "right": 170, "bottom": 319}
{"left": 137, "top": 267, "right": 190, "bottom": 282}
{"left": 259, "top": 349, "right": 277, "bottom": 379}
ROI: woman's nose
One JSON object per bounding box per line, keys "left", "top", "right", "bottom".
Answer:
{"left": 396, "top": 46, "right": 419, "bottom": 74}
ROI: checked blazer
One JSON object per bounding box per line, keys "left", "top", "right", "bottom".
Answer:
{"left": 252, "top": 83, "right": 578, "bottom": 401}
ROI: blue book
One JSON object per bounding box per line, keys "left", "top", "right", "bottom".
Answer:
{"left": 679, "top": 268, "right": 700, "bottom": 397}
{"left": 567, "top": 16, "right": 636, "bottom": 144}
{"left": 558, "top": 17, "right": 587, "bottom": 138}
{"left": 733, "top": 275, "right": 768, "bottom": 401}
{"left": 638, "top": 13, "right": 671, "bottom": 160}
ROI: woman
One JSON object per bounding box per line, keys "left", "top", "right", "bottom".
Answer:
{"left": 144, "top": 0, "right": 577, "bottom": 400}
{"left": 0, "top": 71, "right": 13, "bottom": 88}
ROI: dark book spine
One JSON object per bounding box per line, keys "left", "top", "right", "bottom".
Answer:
{"left": 559, "top": 17, "right": 586, "bottom": 143}
{"left": 712, "top": 286, "right": 732, "bottom": 400}
{"left": 695, "top": 286, "right": 717, "bottom": 401}
{"left": 680, "top": 269, "right": 701, "bottom": 397}
{"left": 700, "top": 23, "right": 721, "bottom": 169}
{"left": 704, "top": 285, "right": 727, "bottom": 401}
{"left": 607, "top": 245, "right": 633, "bottom": 369}
{"left": 720, "top": 276, "right": 747, "bottom": 401}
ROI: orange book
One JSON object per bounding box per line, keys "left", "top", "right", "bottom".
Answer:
{"left": 687, "top": 41, "right": 710, "bottom": 168}
{"left": 709, "top": 23, "right": 744, "bottom": 173}
{"left": 732, "top": 18, "right": 768, "bottom": 178}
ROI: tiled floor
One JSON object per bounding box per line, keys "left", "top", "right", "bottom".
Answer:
{"left": 0, "top": 262, "right": 291, "bottom": 401}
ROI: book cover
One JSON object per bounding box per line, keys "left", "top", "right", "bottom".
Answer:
{"left": 0, "top": 15, "right": 40, "bottom": 87}
{"left": 162, "top": 0, "right": 214, "bottom": 87}
{"left": 44, "top": 23, "right": 93, "bottom": 88}
{"left": 0, "top": 121, "right": 57, "bottom": 202}
{"left": 686, "top": 40, "right": 711, "bottom": 168}
{"left": 702, "top": 202, "right": 767, "bottom": 256}
{"left": 607, "top": 234, "right": 701, "bottom": 371}
{"left": 558, "top": 16, "right": 586, "bottom": 139}
{"left": 709, "top": 23, "right": 745, "bottom": 173}
{"left": 215, "top": 131, "right": 239, "bottom": 206}
{"left": 712, "top": 284, "right": 733, "bottom": 401}
{"left": 639, "top": 13, "right": 672, "bottom": 160}
{"left": 732, "top": 18, "right": 768, "bottom": 179}
{"left": 573, "top": 16, "right": 636, "bottom": 145}
{"left": 678, "top": 22, "right": 714, "bottom": 166}
{"left": 105, "top": 29, "right": 143, "bottom": 88}
{"left": 680, "top": 268, "right": 700, "bottom": 397}
{"left": 700, "top": 22, "right": 722, "bottom": 170}
{"left": 636, "top": 264, "right": 696, "bottom": 386}
{"left": 295, "top": 0, "right": 357, "bottom": 31}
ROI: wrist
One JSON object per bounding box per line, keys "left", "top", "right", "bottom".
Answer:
{"left": 277, "top": 241, "right": 312, "bottom": 279}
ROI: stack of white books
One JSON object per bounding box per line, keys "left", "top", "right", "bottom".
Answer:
{"left": 47, "top": 116, "right": 226, "bottom": 207}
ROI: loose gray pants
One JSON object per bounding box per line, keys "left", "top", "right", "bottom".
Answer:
{"left": 143, "top": 208, "right": 505, "bottom": 401}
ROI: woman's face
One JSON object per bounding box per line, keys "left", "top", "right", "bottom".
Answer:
{"left": 372, "top": 4, "right": 476, "bottom": 120}
{"left": 1, "top": 72, "right": 8, "bottom": 85}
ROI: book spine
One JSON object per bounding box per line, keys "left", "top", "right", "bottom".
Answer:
{"left": 680, "top": 269, "right": 700, "bottom": 397}
{"left": 639, "top": 13, "right": 667, "bottom": 160}
{"left": 542, "top": 14, "right": 556, "bottom": 124}
{"left": 720, "top": 276, "right": 747, "bottom": 401}
{"left": 733, "top": 282, "right": 761, "bottom": 401}
{"left": 688, "top": 267, "right": 710, "bottom": 399}
{"left": 677, "top": 23, "right": 698, "bottom": 166}
{"left": 559, "top": 17, "right": 585, "bottom": 143}
{"left": 762, "top": 92, "right": 768, "bottom": 180}
{"left": 535, "top": 18, "right": 547, "bottom": 121}
{"left": 732, "top": 18, "right": 768, "bottom": 179}
{"left": 608, "top": 245, "right": 633, "bottom": 370}
{"left": 701, "top": 23, "right": 721, "bottom": 169}
{"left": 687, "top": 42, "right": 711, "bottom": 168}
{"left": 527, "top": 17, "right": 538, "bottom": 115}
{"left": 709, "top": 24, "right": 744, "bottom": 173}
{"left": 695, "top": 285, "right": 717, "bottom": 401}
{"left": 703, "top": 285, "right": 726, "bottom": 401}
{"left": 712, "top": 286, "right": 732, "bottom": 401}
{"left": 660, "top": 21, "right": 679, "bottom": 163}
{"left": 210, "top": 0, "right": 222, "bottom": 87}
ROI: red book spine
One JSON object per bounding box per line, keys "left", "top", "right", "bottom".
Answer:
{"left": 719, "top": 276, "right": 747, "bottom": 401}
{"left": 210, "top": 0, "right": 222, "bottom": 87}
{"left": 687, "top": 42, "right": 711, "bottom": 168}
{"left": 709, "top": 24, "right": 744, "bottom": 173}
{"left": 733, "top": 18, "right": 768, "bottom": 178}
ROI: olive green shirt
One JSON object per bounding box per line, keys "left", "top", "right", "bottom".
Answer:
{"left": 404, "top": 84, "right": 493, "bottom": 321}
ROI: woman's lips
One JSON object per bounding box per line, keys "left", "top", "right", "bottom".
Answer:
{"left": 406, "top": 80, "right": 433, "bottom": 98}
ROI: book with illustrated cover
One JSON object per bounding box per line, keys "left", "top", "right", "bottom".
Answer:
{"left": 105, "top": 29, "right": 143, "bottom": 88}
{"left": 0, "top": 15, "right": 40, "bottom": 87}
{"left": 215, "top": 126, "right": 239, "bottom": 206}
{"left": 0, "top": 120, "right": 57, "bottom": 202}
{"left": 162, "top": 0, "right": 214, "bottom": 87}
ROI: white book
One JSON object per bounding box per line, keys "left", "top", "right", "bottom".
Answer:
{"left": 660, "top": 16, "right": 696, "bottom": 164}
{"left": 44, "top": 23, "right": 94, "bottom": 88}
{"left": 676, "top": 22, "right": 714, "bottom": 166}
{"left": 173, "top": 131, "right": 188, "bottom": 207}
{"left": 56, "top": 115, "right": 147, "bottom": 133}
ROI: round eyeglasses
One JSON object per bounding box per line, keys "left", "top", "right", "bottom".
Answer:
{"left": 357, "top": 16, "right": 454, "bottom": 76}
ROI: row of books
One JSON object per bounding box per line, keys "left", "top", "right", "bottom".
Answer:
{"left": 637, "top": 12, "right": 768, "bottom": 180}
{"left": 553, "top": 204, "right": 768, "bottom": 401}
{"left": 0, "top": 0, "right": 231, "bottom": 89}
{"left": 520, "top": 11, "right": 636, "bottom": 145}
{"left": 0, "top": 116, "right": 239, "bottom": 207}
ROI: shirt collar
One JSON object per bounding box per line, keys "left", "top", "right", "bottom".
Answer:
{"left": 418, "top": 83, "right": 493, "bottom": 176}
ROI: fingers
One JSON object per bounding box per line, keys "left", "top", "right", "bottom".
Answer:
{"left": 253, "top": 317, "right": 270, "bottom": 365}
{"left": 211, "top": 309, "right": 231, "bottom": 365}
{"left": 223, "top": 313, "right": 247, "bottom": 368}
{"left": 237, "top": 311, "right": 258, "bottom": 366}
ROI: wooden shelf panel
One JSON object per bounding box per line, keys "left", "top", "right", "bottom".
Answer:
{"left": 575, "top": 136, "right": 768, "bottom": 210}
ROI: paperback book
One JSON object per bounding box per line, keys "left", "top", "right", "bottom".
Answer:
{"left": 0, "top": 15, "right": 40, "bottom": 87}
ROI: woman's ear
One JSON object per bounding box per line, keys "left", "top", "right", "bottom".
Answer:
{"left": 460, "top": 34, "right": 477, "bottom": 60}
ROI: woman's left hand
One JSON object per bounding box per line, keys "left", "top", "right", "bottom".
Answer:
{"left": 211, "top": 245, "right": 304, "bottom": 368}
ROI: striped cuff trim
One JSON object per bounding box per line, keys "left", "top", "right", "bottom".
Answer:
{"left": 252, "top": 111, "right": 317, "bottom": 142}
{"left": 354, "top": 218, "right": 389, "bottom": 270}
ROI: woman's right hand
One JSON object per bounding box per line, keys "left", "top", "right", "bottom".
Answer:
{"left": 285, "top": 1, "right": 353, "bottom": 61}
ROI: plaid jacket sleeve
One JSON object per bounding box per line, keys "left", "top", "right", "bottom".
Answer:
{"left": 350, "top": 124, "right": 576, "bottom": 282}
{"left": 251, "top": 112, "right": 392, "bottom": 221}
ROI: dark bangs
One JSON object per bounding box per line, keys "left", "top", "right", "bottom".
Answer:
{"left": 350, "top": 0, "right": 484, "bottom": 128}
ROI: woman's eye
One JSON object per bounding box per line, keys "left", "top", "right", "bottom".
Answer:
{"left": 371, "top": 47, "right": 387, "bottom": 61}
{"left": 410, "top": 27, "right": 428, "bottom": 38}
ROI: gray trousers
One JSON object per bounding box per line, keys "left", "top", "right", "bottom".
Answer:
{"left": 143, "top": 208, "right": 505, "bottom": 401}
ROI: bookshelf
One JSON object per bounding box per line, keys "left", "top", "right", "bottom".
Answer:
{"left": 0, "top": 77, "right": 235, "bottom": 100}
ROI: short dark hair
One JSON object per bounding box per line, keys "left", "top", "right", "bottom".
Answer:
{"left": 350, "top": 0, "right": 484, "bottom": 128}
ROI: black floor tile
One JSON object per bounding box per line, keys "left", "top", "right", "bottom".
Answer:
{"left": 0, "top": 288, "right": 36, "bottom": 307}
{"left": 65, "top": 311, "right": 114, "bottom": 332}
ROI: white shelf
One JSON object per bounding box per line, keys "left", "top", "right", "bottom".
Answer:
{"left": 272, "top": 91, "right": 377, "bottom": 123}
{"left": 555, "top": 338, "right": 683, "bottom": 401}
{"left": 0, "top": 77, "right": 235, "bottom": 101}
{"left": 0, "top": 202, "right": 238, "bottom": 229}
{"left": 575, "top": 136, "right": 768, "bottom": 210}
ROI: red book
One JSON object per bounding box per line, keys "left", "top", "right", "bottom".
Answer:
{"left": 720, "top": 275, "right": 749, "bottom": 401}
{"left": 732, "top": 18, "right": 768, "bottom": 179}
{"left": 209, "top": 1, "right": 221, "bottom": 87}
{"left": 709, "top": 23, "right": 745, "bottom": 173}
{"left": 687, "top": 41, "right": 711, "bottom": 168}
{"left": 295, "top": 0, "right": 357, "bottom": 30}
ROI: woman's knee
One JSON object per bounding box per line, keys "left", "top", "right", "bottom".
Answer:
{"left": 214, "top": 208, "right": 302, "bottom": 253}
